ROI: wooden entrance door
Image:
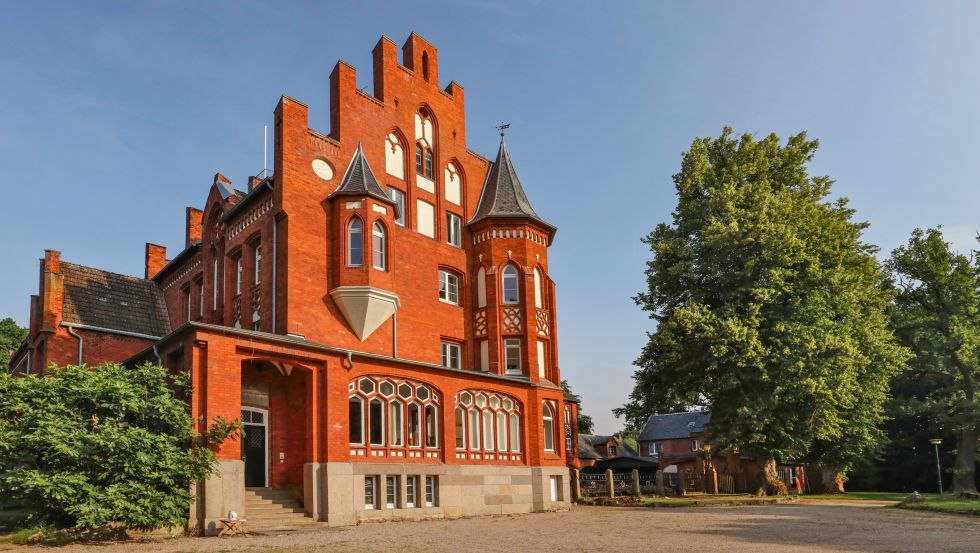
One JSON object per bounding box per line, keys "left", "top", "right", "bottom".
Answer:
{"left": 241, "top": 408, "right": 267, "bottom": 487}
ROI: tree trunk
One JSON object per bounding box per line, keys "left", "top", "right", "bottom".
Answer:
{"left": 754, "top": 458, "right": 788, "bottom": 496}
{"left": 816, "top": 464, "right": 845, "bottom": 494}
{"left": 952, "top": 421, "right": 978, "bottom": 495}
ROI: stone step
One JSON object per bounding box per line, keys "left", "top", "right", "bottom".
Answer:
{"left": 245, "top": 503, "right": 306, "bottom": 516}
{"left": 245, "top": 492, "right": 298, "bottom": 501}
{"left": 246, "top": 496, "right": 302, "bottom": 506}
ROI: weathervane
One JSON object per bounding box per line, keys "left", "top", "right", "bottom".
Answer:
{"left": 496, "top": 122, "right": 510, "bottom": 137}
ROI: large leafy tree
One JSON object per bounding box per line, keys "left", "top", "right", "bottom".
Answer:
{"left": 888, "top": 228, "right": 978, "bottom": 495}
{"left": 620, "top": 128, "right": 908, "bottom": 493}
{"left": 0, "top": 317, "right": 28, "bottom": 372}
{"left": 0, "top": 363, "right": 238, "bottom": 530}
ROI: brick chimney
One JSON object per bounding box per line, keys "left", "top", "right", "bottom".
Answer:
{"left": 185, "top": 207, "right": 203, "bottom": 247}
{"left": 40, "top": 249, "right": 64, "bottom": 332}
{"left": 145, "top": 243, "right": 168, "bottom": 279}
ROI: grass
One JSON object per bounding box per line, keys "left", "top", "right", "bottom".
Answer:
{"left": 898, "top": 496, "right": 980, "bottom": 516}
{"left": 801, "top": 491, "right": 937, "bottom": 502}
{"left": 635, "top": 494, "right": 789, "bottom": 507}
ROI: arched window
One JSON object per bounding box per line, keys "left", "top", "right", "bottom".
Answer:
{"left": 389, "top": 401, "right": 403, "bottom": 446}
{"left": 349, "top": 396, "right": 364, "bottom": 444}
{"left": 369, "top": 398, "right": 384, "bottom": 446}
{"left": 347, "top": 217, "right": 363, "bottom": 266}
{"left": 455, "top": 406, "right": 466, "bottom": 449}
{"left": 415, "top": 109, "right": 435, "bottom": 179}
{"left": 348, "top": 376, "right": 440, "bottom": 453}
{"left": 372, "top": 222, "right": 386, "bottom": 271}
{"left": 502, "top": 265, "right": 519, "bottom": 304}
{"left": 533, "top": 268, "right": 543, "bottom": 309}
{"left": 455, "top": 390, "right": 522, "bottom": 457}
{"left": 542, "top": 402, "right": 555, "bottom": 452}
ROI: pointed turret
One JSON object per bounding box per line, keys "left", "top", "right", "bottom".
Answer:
{"left": 331, "top": 143, "right": 394, "bottom": 204}
{"left": 469, "top": 137, "right": 555, "bottom": 233}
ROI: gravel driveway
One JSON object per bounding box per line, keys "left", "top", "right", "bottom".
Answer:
{"left": 4, "top": 502, "right": 978, "bottom": 553}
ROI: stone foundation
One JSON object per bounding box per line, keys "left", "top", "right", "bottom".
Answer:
{"left": 191, "top": 460, "right": 245, "bottom": 535}
{"left": 305, "top": 462, "right": 570, "bottom": 525}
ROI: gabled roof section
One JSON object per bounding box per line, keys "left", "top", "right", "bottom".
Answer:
{"left": 468, "top": 137, "right": 555, "bottom": 232}
{"left": 638, "top": 410, "right": 712, "bottom": 442}
{"left": 61, "top": 262, "right": 171, "bottom": 338}
{"left": 331, "top": 143, "right": 394, "bottom": 204}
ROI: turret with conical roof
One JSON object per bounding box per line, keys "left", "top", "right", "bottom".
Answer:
{"left": 469, "top": 137, "right": 555, "bottom": 235}
{"left": 468, "top": 135, "right": 558, "bottom": 388}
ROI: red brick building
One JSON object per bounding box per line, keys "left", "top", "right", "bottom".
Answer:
{"left": 11, "top": 33, "right": 574, "bottom": 532}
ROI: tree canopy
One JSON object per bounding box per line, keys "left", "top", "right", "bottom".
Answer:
{"left": 0, "top": 363, "right": 237, "bottom": 530}
{"left": 0, "top": 317, "right": 27, "bottom": 372}
{"left": 619, "top": 128, "right": 908, "bottom": 489}
{"left": 887, "top": 228, "right": 978, "bottom": 494}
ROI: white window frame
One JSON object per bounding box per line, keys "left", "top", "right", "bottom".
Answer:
{"left": 424, "top": 475, "right": 436, "bottom": 507}
{"left": 184, "top": 286, "right": 192, "bottom": 321}
{"left": 406, "top": 475, "right": 418, "bottom": 508}
{"left": 504, "top": 339, "right": 522, "bottom": 375}
{"left": 543, "top": 402, "right": 555, "bottom": 452}
{"left": 235, "top": 255, "right": 243, "bottom": 295}
{"left": 389, "top": 400, "right": 404, "bottom": 446}
{"left": 349, "top": 396, "right": 364, "bottom": 445}
{"left": 501, "top": 265, "right": 520, "bottom": 304}
{"left": 348, "top": 217, "right": 363, "bottom": 267}
{"left": 691, "top": 439, "right": 700, "bottom": 452}
{"left": 364, "top": 476, "right": 377, "bottom": 509}
{"left": 369, "top": 397, "right": 385, "bottom": 446}
{"left": 455, "top": 406, "right": 466, "bottom": 450}
{"left": 439, "top": 270, "right": 459, "bottom": 305}
{"left": 253, "top": 242, "right": 262, "bottom": 284}
{"left": 212, "top": 258, "right": 219, "bottom": 310}
{"left": 385, "top": 475, "right": 399, "bottom": 509}
{"left": 441, "top": 342, "right": 461, "bottom": 369}
{"left": 446, "top": 212, "right": 461, "bottom": 247}
{"left": 372, "top": 222, "right": 387, "bottom": 271}
{"left": 252, "top": 309, "right": 260, "bottom": 331}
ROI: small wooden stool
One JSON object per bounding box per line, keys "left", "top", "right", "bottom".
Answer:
{"left": 218, "top": 518, "right": 248, "bottom": 537}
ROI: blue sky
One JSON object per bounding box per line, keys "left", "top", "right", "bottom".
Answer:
{"left": 1, "top": 1, "right": 977, "bottom": 433}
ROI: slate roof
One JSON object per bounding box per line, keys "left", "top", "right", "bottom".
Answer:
{"left": 61, "top": 262, "right": 171, "bottom": 338}
{"left": 578, "top": 434, "right": 638, "bottom": 460}
{"left": 331, "top": 143, "right": 394, "bottom": 204}
{"left": 468, "top": 137, "right": 555, "bottom": 231}
{"left": 637, "top": 410, "right": 712, "bottom": 442}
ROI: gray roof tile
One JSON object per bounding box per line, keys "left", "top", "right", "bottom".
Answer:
{"left": 61, "top": 262, "right": 171, "bottom": 337}
{"left": 638, "top": 411, "right": 711, "bottom": 442}
{"left": 468, "top": 137, "right": 554, "bottom": 231}
{"left": 331, "top": 143, "right": 394, "bottom": 204}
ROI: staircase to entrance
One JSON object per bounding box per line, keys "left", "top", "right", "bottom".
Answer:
{"left": 244, "top": 488, "right": 318, "bottom": 532}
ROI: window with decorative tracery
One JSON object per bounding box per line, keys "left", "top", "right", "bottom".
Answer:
{"left": 454, "top": 390, "right": 522, "bottom": 455}
{"left": 348, "top": 376, "right": 440, "bottom": 454}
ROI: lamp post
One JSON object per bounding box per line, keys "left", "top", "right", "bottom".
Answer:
{"left": 928, "top": 438, "right": 943, "bottom": 496}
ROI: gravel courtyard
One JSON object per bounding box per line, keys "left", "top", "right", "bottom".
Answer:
{"left": 5, "top": 501, "right": 978, "bottom": 553}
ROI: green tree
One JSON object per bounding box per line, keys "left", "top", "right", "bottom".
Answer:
{"left": 620, "top": 128, "right": 908, "bottom": 494}
{"left": 0, "top": 318, "right": 28, "bottom": 372}
{"left": 0, "top": 363, "right": 238, "bottom": 530}
{"left": 561, "top": 380, "right": 595, "bottom": 434}
{"left": 888, "top": 228, "right": 978, "bottom": 495}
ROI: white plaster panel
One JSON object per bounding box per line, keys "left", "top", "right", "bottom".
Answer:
{"left": 416, "top": 200, "right": 435, "bottom": 238}
{"left": 445, "top": 163, "right": 461, "bottom": 205}
{"left": 480, "top": 340, "right": 489, "bottom": 372}
{"left": 416, "top": 174, "right": 435, "bottom": 193}
{"left": 385, "top": 133, "right": 404, "bottom": 179}
{"left": 536, "top": 340, "right": 545, "bottom": 378}
{"left": 477, "top": 267, "right": 487, "bottom": 308}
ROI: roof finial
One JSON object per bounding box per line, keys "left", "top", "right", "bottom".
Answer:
{"left": 496, "top": 122, "right": 510, "bottom": 137}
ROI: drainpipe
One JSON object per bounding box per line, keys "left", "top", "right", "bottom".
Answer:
{"left": 271, "top": 216, "right": 278, "bottom": 333}
{"left": 392, "top": 313, "right": 398, "bottom": 359}
{"left": 152, "top": 344, "right": 162, "bottom": 365}
{"left": 64, "top": 325, "right": 83, "bottom": 364}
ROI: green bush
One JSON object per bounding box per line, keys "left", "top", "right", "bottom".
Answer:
{"left": 0, "top": 363, "right": 236, "bottom": 531}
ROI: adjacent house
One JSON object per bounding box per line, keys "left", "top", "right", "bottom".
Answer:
{"left": 637, "top": 411, "right": 806, "bottom": 493}
{"left": 575, "top": 434, "right": 657, "bottom": 474}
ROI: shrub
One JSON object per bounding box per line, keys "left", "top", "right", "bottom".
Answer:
{"left": 0, "top": 363, "right": 237, "bottom": 530}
